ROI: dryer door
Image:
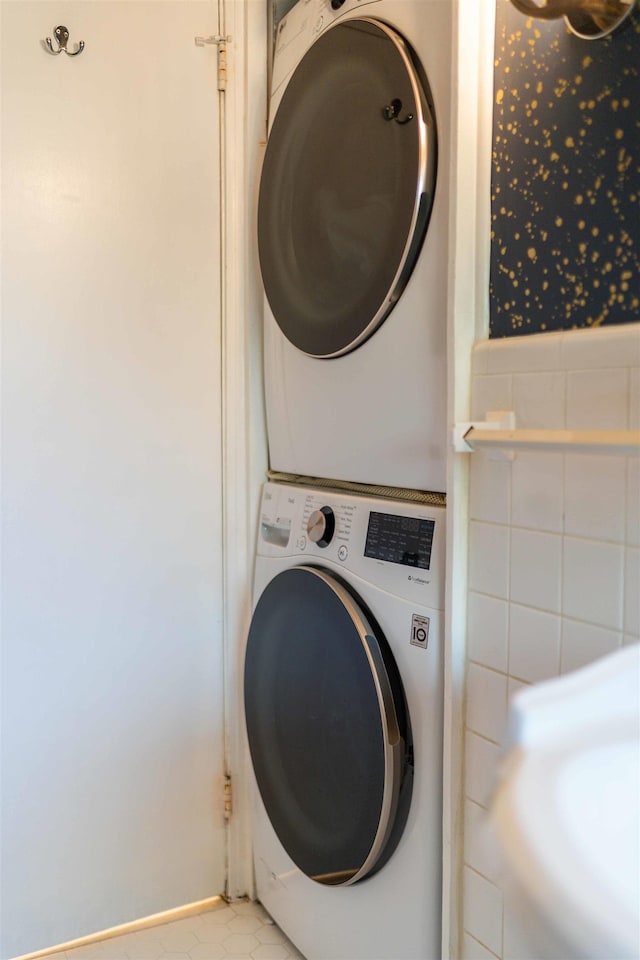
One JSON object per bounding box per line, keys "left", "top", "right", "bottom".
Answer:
{"left": 244, "top": 565, "right": 413, "bottom": 886}
{"left": 257, "top": 18, "right": 437, "bottom": 358}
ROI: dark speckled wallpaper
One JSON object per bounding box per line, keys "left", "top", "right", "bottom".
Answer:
{"left": 490, "top": 0, "right": 640, "bottom": 337}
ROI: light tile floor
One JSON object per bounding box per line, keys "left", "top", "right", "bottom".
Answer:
{"left": 38, "top": 900, "right": 305, "bottom": 960}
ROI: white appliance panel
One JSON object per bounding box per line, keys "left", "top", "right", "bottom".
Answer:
{"left": 247, "top": 481, "right": 445, "bottom": 959}
{"left": 262, "top": 0, "right": 451, "bottom": 492}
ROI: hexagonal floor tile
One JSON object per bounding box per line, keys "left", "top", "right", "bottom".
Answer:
{"left": 197, "top": 907, "right": 238, "bottom": 927}
{"left": 187, "top": 941, "right": 227, "bottom": 960}
{"left": 226, "top": 917, "right": 263, "bottom": 936}
{"left": 222, "top": 933, "right": 260, "bottom": 955}
{"left": 251, "top": 944, "right": 291, "bottom": 960}
{"left": 193, "top": 925, "right": 229, "bottom": 945}
{"left": 254, "top": 924, "right": 286, "bottom": 946}
{"left": 228, "top": 902, "right": 269, "bottom": 921}
{"left": 155, "top": 928, "right": 199, "bottom": 953}
{"left": 102, "top": 930, "right": 164, "bottom": 958}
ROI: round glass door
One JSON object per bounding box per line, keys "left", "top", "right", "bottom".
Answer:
{"left": 244, "top": 566, "right": 413, "bottom": 886}
{"left": 257, "top": 18, "right": 437, "bottom": 358}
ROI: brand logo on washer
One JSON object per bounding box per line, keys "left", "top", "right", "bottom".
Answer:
{"left": 410, "top": 614, "right": 430, "bottom": 649}
{"left": 408, "top": 574, "right": 429, "bottom": 585}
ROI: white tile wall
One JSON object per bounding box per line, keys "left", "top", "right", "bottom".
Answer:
{"left": 510, "top": 453, "right": 564, "bottom": 533}
{"left": 463, "top": 323, "right": 640, "bottom": 960}
{"left": 463, "top": 867, "right": 503, "bottom": 958}
{"left": 508, "top": 604, "right": 560, "bottom": 683}
{"left": 463, "top": 933, "right": 499, "bottom": 960}
{"left": 467, "top": 592, "right": 509, "bottom": 673}
{"left": 510, "top": 529, "right": 562, "bottom": 613}
{"left": 465, "top": 731, "right": 503, "bottom": 808}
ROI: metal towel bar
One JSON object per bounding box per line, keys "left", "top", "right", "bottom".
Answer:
{"left": 464, "top": 428, "right": 640, "bottom": 456}
{"left": 453, "top": 412, "right": 640, "bottom": 456}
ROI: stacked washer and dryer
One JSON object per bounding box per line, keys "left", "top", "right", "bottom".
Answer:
{"left": 244, "top": 1, "right": 452, "bottom": 957}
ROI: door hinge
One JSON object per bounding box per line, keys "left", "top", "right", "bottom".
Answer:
{"left": 223, "top": 774, "right": 232, "bottom": 820}
{"left": 194, "top": 34, "right": 231, "bottom": 92}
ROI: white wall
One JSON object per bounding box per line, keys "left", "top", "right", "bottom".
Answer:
{"left": 460, "top": 323, "right": 640, "bottom": 959}
{"left": 0, "top": 2, "right": 228, "bottom": 954}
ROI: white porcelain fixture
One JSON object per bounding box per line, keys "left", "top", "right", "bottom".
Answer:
{"left": 491, "top": 644, "right": 640, "bottom": 960}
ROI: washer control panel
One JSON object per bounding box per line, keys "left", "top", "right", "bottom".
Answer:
{"left": 258, "top": 482, "right": 445, "bottom": 609}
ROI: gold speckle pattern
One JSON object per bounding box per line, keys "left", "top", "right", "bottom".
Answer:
{"left": 490, "top": 1, "right": 640, "bottom": 336}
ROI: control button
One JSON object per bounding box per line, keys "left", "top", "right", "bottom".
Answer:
{"left": 338, "top": 545, "right": 348, "bottom": 561}
{"left": 307, "top": 506, "right": 335, "bottom": 548}
{"left": 314, "top": 15, "right": 324, "bottom": 31}
{"left": 298, "top": 535, "right": 307, "bottom": 550}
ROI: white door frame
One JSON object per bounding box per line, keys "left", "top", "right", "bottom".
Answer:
{"left": 220, "top": 0, "right": 268, "bottom": 900}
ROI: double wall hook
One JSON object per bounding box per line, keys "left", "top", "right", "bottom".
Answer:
{"left": 45, "top": 25, "right": 84, "bottom": 57}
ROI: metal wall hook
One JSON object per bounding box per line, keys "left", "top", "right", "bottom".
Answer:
{"left": 45, "top": 25, "right": 84, "bottom": 57}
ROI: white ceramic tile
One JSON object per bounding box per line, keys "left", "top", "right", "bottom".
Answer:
{"left": 200, "top": 907, "right": 239, "bottom": 926}
{"left": 190, "top": 943, "right": 227, "bottom": 959}
{"left": 507, "top": 676, "right": 531, "bottom": 712}
{"left": 630, "top": 368, "right": 640, "bottom": 430}
{"left": 466, "top": 663, "right": 508, "bottom": 744}
{"left": 227, "top": 916, "right": 263, "bottom": 935}
{"left": 195, "top": 925, "right": 232, "bottom": 944}
{"left": 512, "top": 371, "right": 566, "bottom": 429}
{"left": 254, "top": 926, "right": 288, "bottom": 946}
{"left": 252, "top": 945, "right": 292, "bottom": 960}
{"left": 563, "top": 537, "right": 624, "bottom": 630}
{"left": 463, "top": 867, "right": 504, "bottom": 958}
{"left": 470, "top": 455, "right": 511, "bottom": 525}
{"left": 464, "top": 799, "right": 501, "bottom": 883}
{"left": 472, "top": 341, "right": 492, "bottom": 377}
{"left": 508, "top": 603, "right": 561, "bottom": 683}
{"left": 223, "top": 932, "right": 261, "bottom": 954}
{"left": 564, "top": 454, "right": 627, "bottom": 543}
{"left": 484, "top": 331, "right": 562, "bottom": 374}
{"left": 511, "top": 452, "right": 564, "bottom": 533}
{"left": 503, "top": 904, "right": 537, "bottom": 960}
{"left": 624, "top": 547, "right": 640, "bottom": 637}
{"left": 561, "top": 619, "right": 622, "bottom": 674}
{"left": 468, "top": 592, "right": 509, "bottom": 672}
{"left": 560, "top": 324, "right": 640, "bottom": 370}
{"left": 628, "top": 459, "right": 640, "bottom": 547}
{"left": 469, "top": 522, "right": 510, "bottom": 599}
{"left": 156, "top": 927, "right": 199, "bottom": 952}
{"left": 566, "top": 368, "right": 630, "bottom": 430}
{"left": 471, "top": 374, "right": 513, "bottom": 420}
{"left": 465, "top": 731, "right": 502, "bottom": 808}
{"left": 463, "top": 933, "right": 499, "bottom": 960}
{"left": 230, "top": 902, "right": 270, "bottom": 919}
{"left": 510, "top": 528, "right": 562, "bottom": 613}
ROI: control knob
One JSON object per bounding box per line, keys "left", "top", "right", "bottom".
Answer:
{"left": 307, "top": 506, "right": 335, "bottom": 548}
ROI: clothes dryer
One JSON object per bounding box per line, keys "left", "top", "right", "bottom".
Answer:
{"left": 244, "top": 480, "right": 445, "bottom": 959}
{"left": 258, "top": 0, "right": 452, "bottom": 493}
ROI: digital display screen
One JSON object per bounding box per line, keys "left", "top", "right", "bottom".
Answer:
{"left": 364, "top": 511, "right": 435, "bottom": 569}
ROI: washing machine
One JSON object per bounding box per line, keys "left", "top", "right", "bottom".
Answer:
{"left": 244, "top": 480, "right": 445, "bottom": 959}
{"left": 258, "top": 0, "right": 452, "bottom": 493}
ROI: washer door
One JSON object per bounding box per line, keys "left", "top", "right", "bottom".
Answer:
{"left": 244, "top": 566, "right": 413, "bottom": 886}
{"left": 257, "top": 18, "right": 437, "bottom": 358}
